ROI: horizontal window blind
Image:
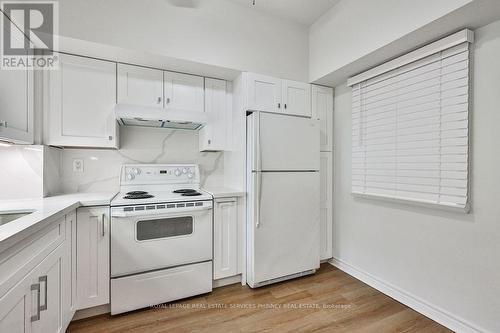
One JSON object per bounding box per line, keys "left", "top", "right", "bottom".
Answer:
{"left": 350, "top": 39, "right": 471, "bottom": 211}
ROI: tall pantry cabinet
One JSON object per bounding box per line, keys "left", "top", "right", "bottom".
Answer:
{"left": 312, "top": 85, "right": 334, "bottom": 261}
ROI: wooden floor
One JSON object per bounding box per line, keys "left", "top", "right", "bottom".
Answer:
{"left": 68, "top": 264, "right": 451, "bottom": 333}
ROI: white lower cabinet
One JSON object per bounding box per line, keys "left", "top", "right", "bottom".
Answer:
{"left": 0, "top": 269, "right": 33, "bottom": 333}
{"left": 63, "top": 211, "right": 77, "bottom": 326}
{"left": 0, "top": 244, "right": 66, "bottom": 333}
{"left": 31, "top": 244, "right": 65, "bottom": 333}
{"left": 213, "top": 198, "right": 238, "bottom": 280}
{"left": 320, "top": 152, "right": 333, "bottom": 260}
{"left": 76, "top": 207, "right": 110, "bottom": 310}
{"left": 0, "top": 216, "right": 69, "bottom": 333}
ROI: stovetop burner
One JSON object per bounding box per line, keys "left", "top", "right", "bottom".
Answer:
{"left": 181, "top": 192, "right": 202, "bottom": 197}
{"left": 173, "top": 189, "right": 198, "bottom": 194}
{"left": 123, "top": 194, "right": 155, "bottom": 200}
{"left": 126, "top": 191, "right": 149, "bottom": 195}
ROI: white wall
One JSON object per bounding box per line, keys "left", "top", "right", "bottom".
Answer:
{"left": 309, "top": 0, "right": 473, "bottom": 82}
{"left": 59, "top": 0, "right": 309, "bottom": 81}
{"left": 332, "top": 20, "right": 500, "bottom": 332}
{"left": 59, "top": 126, "right": 224, "bottom": 193}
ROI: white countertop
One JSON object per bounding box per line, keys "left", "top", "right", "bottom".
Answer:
{"left": 203, "top": 187, "right": 245, "bottom": 199}
{"left": 0, "top": 192, "right": 117, "bottom": 249}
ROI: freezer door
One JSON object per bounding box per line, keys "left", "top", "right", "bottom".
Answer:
{"left": 247, "top": 171, "right": 320, "bottom": 286}
{"left": 258, "top": 112, "right": 320, "bottom": 171}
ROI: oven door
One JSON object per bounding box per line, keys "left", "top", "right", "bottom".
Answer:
{"left": 110, "top": 201, "right": 213, "bottom": 277}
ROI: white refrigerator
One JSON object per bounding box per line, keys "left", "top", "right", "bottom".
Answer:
{"left": 246, "top": 111, "right": 320, "bottom": 288}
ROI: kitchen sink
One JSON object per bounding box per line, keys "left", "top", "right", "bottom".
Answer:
{"left": 0, "top": 211, "right": 35, "bottom": 226}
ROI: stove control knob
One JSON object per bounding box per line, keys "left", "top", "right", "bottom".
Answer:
{"left": 174, "top": 169, "right": 181, "bottom": 177}
{"left": 187, "top": 173, "right": 194, "bottom": 179}
{"left": 127, "top": 173, "right": 135, "bottom": 181}
{"left": 182, "top": 168, "right": 187, "bottom": 174}
{"left": 133, "top": 168, "right": 141, "bottom": 175}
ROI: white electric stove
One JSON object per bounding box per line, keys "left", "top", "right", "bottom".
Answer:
{"left": 110, "top": 164, "right": 213, "bottom": 315}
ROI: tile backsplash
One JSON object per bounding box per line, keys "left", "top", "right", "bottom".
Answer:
{"left": 0, "top": 145, "right": 62, "bottom": 199}
{"left": 59, "top": 126, "right": 225, "bottom": 193}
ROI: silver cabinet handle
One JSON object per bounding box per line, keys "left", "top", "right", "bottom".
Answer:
{"left": 157, "top": 96, "right": 162, "bottom": 104}
{"left": 217, "top": 199, "right": 237, "bottom": 205}
{"left": 284, "top": 104, "right": 287, "bottom": 109}
{"left": 0, "top": 120, "right": 7, "bottom": 128}
{"left": 30, "top": 283, "right": 41, "bottom": 322}
{"left": 39, "top": 275, "right": 48, "bottom": 311}
{"left": 166, "top": 97, "right": 171, "bottom": 104}
{"left": 278, "top": 103, "right": 281, "bottom": 109}
{"left": 102, "top": 213, "right": 105, "bottom": 237}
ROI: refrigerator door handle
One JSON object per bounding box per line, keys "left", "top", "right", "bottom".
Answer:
{"left": 255, "top": 172, "right": 262, "bottom": 228}
{"left": 254, "top": 112, "right": 262, "bottom": 172}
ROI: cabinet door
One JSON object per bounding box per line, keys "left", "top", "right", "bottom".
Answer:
{"left": 246, "top": 73, "right": 282, "bottom": 113}
{"left": 0, "top": 60, "right": 34, "bottom": 144}
{"left": 282, "top": 80, "right": 311, "bottom": 118}
{"left": 213, "top": 198, "right": 238, "bottom": 280}
{"left": 62, "top": 211, "right": 77, "bottom": 328}
{"left": 199, "top": 78, "right": 227, "bottom": 151}
{"left": 0, "top": 271, "right": 32, "bottom": 333}
{"left": 320, "top": 152, "right": 333, "bottom": 260}
{"left": 32, "top": 244, "right": 65, "bottom": 333}
{"left": 117, "top": 64, "right": 164, "bottom": 107}
{"left": 45, "top": 54, "right": 117, "bottom": 148}
{"left": 76, "top": 207, "right": 110, "bottom": 310}
{"left": 164, "top": 71, "right": 204, "bottom": 113}
{"left": 312, "top": 85, "right": 333, "bottom": 151}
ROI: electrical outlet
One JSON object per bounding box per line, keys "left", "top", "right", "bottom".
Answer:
{"left": 73, "top": 159, "right": 84, "bottom": 173}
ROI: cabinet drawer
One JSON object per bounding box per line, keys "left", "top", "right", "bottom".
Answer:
{"left": 111, "top": 261, "right": 212, "bottom": 315}
{"left": 0, "top": 218, "right": 65, "bottom": 298}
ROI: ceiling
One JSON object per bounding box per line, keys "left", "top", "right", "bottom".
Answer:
{"left": 227, "top": 0, "right": 340, "bottom": 26}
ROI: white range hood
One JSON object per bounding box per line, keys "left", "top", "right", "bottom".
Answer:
{"left": 114, "top": 104, "right": 207, "bottom": 130}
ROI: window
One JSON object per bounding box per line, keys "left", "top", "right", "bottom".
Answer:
{"left": 348, "top": 30, "right": 473, "bottom": 211}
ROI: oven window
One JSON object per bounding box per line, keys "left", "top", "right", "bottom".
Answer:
{"left": 136, "top": 216, "right": 193, "bottom": 241}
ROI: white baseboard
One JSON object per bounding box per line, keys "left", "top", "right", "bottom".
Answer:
{"left": 72, "top": 304, "right": 110, "bottom": 321}
{"left": 213, "top": 274, "right": 242, "bottom": 288}
{"left": 329, "top": 258, "right": 487, "bottom": 333}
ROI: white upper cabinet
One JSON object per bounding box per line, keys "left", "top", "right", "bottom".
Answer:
{"left": 164, "top": 71, "right": 204, "bottom": 113}
{"left": 117, "top": 64, "right": 164, "bottom": 107}
{"left": 320, "top": 151, "right": 333, "bottom": 260}
{"left": 245, "top": 73, "right": 311, "bottom": 117}
{"left": 0, "top": 65, "right": 34, "bottom": 144}
{"left": 246, "top": 73, "right": 282, "bottom": 113}
{"left": 199, "top": 78, "right": 228, "bottom": 151}
{"left": 45, "top": 54, "right": 118, "bottom": 148}
{"left": 282, "top": 80, "right": 311, "bottom": 118}
{"left": 0, "top": 24, "right": 33, "bottom": 144}
{"left": 312, "top": 85, "right": 333, "bottom": 152}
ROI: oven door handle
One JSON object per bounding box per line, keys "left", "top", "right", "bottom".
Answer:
{"left": 111, "top": 205, "right": 212, "bottom": 218}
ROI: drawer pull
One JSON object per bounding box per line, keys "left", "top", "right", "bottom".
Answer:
{"left": 30, "top": 283, "right": 40, "bottom": 322}
{"left": 39, "top": 275, "right": 48, "bottom": 311}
